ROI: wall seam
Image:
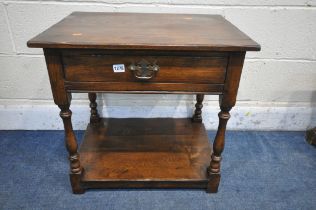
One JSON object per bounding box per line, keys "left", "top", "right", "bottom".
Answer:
{"left": 2, "top": 3, "right": 17, "bottom": 54}
{"left": 1, "top": 53, "right": 315, "bottom": 62}
{"left": 3, "top": 1, "right": 316, "bottom": 8}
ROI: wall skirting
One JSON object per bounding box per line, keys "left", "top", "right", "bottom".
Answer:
{"left": 0, "top": 99, "right": 315, "bottom": 130}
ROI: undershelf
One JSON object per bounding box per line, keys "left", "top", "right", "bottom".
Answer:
{"left": 79, "top": 118, "right": 212, "bottom": 189}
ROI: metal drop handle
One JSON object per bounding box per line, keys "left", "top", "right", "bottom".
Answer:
{"left": 128, "top": 59, "right": 160, "bottom": 80}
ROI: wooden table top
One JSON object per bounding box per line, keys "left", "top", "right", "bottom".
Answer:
{"left": 27, "top": 12, "right": 260, "bottom": 51}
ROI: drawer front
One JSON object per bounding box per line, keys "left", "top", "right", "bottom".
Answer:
{"left": 62, "top": 54, "right": 227, "bottom": 84}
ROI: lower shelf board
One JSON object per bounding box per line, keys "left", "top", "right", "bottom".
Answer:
{"left": 79, "top": 118, "right": 212, "bottom": 189}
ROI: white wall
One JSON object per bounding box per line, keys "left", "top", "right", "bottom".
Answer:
{"left": 0, "top": 0, "right": 316, "bottom": 130}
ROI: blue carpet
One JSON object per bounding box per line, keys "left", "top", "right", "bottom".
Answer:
{"left": 0, "top": 130, "right": 315, "bottom": 210}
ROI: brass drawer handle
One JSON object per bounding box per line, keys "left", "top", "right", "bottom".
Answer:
{"left": 128, "top": 59, "right": 159, "bottom": 80}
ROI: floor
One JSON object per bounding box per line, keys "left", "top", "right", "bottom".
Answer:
{"left": 0, "top": 130, "right": 315, "bottom": 210}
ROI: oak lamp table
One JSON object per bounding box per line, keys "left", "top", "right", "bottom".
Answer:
{"left": 27, "top": 12, "right": 260, "bottom": 194}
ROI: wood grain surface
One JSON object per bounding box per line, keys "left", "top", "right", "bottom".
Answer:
{"left": 63, "top": 54, "right": 227, "bottom": 83}
{"left": 79, "top": 118, "right": 212, "bottom": 188}
{"left": 29, "top": 12, "right": 260, "bottom": 193}
{"left": 28, "top": 12, "right": 260, "bottom": 51}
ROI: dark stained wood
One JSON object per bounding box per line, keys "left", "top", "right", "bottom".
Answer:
{"left": 44, "top": 48, "right": 84, "bottom": 194}
{"left": 64, "top": 81, "right": 224, "bottom": 94}
{"left": 206, "top": 52, "right": 246, "bottom": 193}
{"left": 28, "top": 12, "right": 260, "bottom": 194}
{"left": 82, "top": 180, "right": 207, "bottom": 189}
{"left": 43, "top": 49, "right": 70, "bottom": 105}
{"left": 192, "top": 94, "right": 204, "bottom": 122}
{"left": 59, "top": 104, "right": 85, "bottom": 194}
{"left": 61, "top": 49, "right": 229, "bottom": 57}
{"left": 220, "top": 52, "right": 246, "bottom": 108}
{"left": 63, "top": 54, "right": 227, "bottom": 83}
{"left": 28, "top": 12, "right": 260, "bottom": 51}
{"left": 79, "top": 118, "right": 211, "bottom": 188}
{"left": 306, "top": 127, "right": 316, "bottom": 146}
{"left": 88, "top": 93, "right": 100, "bottom": 123}
{"left": 207, "top": 109, "right": 231, "bottom": 193}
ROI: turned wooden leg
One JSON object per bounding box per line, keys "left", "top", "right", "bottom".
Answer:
{"left": 192, "top": 94, "right": 204, "bottom": 122}
{"left": 88, "top": 92, "right": 100, "bottom": 124}
{"left": 207, "top": 106, "right": 231, "bottom": 193}
{"left": 59, "top": 104, "right": 85, "bottom": 194}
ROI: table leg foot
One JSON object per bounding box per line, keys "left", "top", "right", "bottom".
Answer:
{"left": 70, "top": 173, "right": 85, "bottom": 194}
{"left": 306, "top": 127, "right": 316, "bottom": 146}
{"left": 206, "top": 173, "right": 220, "bottom": 193}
